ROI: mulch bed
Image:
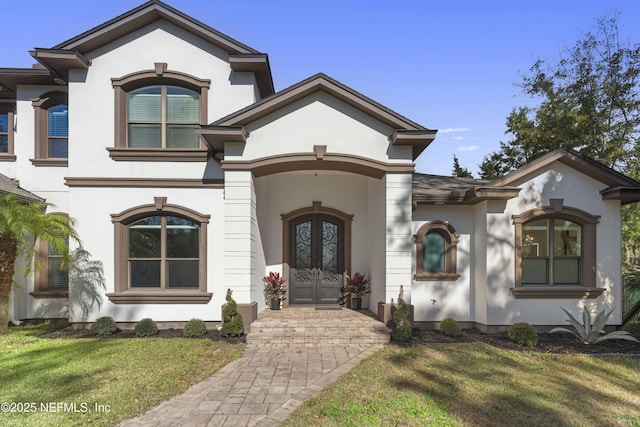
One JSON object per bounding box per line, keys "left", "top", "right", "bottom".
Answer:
{"left": 409, "top": 328, "right": 640, "bottom": 355}
{"left": 41, "top": 326, "right": 246, "bottom": 343}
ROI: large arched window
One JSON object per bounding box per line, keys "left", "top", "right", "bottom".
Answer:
{"left": 108, "top": 197, "right": 212, "bottom": 304}
{"left": 512, "top": 201, "right": 603, "bottom": 298}
{"left": 414, "top": 221, "right": 460, "bottom": 281}
{"left": 110, "top": 64, "right": 210, "bottom": 161}
{"left": 31, "top": 91, "right": 68, "bottom": 166}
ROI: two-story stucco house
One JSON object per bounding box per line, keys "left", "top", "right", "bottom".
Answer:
{"left": 2, "top": 1, "right": 640, "bottom": 332}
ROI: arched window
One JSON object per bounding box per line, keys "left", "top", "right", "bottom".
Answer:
{"left": 48, "top": 104, "right": 69, "bottom": 158}
{"left": 31, "top": 91, "right": 68, "bottom": 166}
{"left": 414, "top": 221, "right": 460, "bottom": 281}
{"left": 108, "top": 197, "right": 212, "bottom": 304}
{"left": 512, "top": 201, "right": 603, "bottom": 298}
{"left": 110, "top": 65, "right": 210, "bottom": 161}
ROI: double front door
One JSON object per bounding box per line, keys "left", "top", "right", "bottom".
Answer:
{"left": 289, "top": 214, "right": 344, "bottom": 304}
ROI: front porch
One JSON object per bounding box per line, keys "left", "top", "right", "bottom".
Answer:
{"left": 245, "top": 307, "right": 391, "bottom": 346}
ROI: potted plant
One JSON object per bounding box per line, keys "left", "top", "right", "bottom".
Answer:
{"left": 346, "top": 272, "right": 369, "bottom": 310}
{"left": 263, "top": 272, "right": 286, "bottom": 310}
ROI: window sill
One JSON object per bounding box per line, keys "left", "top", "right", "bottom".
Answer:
{"left": 107, "top": 147, "right": 209, "bottom": 162}
{"left": 0, "top": 154, "right": 16, "bottom": 162}
{"left": 106, "top": 291, "right": 213, "bottom": 304}
{"left": 414, "top": 272, "right": 461, "bottom": 281}
{"left": 511, "top": 286, "right": 606, "bottom": 299}
{"left": 30, "top": 290, "right": 69, "bottom": 299}
{"left": 30, "top": 158, "right": 68, "bottom": 167}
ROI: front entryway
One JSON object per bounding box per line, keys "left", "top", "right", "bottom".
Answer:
{"left": 289, "top": 214, "right": 344, "bottom": 304}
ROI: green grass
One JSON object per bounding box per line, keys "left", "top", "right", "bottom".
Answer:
{"left": 0, "top": 323, "right": 244, "bottom": 427}
{"left": 283, "top": 342, "right": 640, "bottom": 427}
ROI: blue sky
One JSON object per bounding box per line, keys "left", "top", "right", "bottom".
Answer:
{"left": 5, "top": 0, "right": 640, "bottom": 176}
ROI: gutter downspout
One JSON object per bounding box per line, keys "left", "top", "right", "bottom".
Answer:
{"left": 9, "top": 287, "right": 22, "bottom": 326}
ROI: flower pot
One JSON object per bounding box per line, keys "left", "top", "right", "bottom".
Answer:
{"left": 270, "top": 298, "right": 281, "bottom": 310}
{"left": 351, "top": 297, "right": 362, "bottom": 310}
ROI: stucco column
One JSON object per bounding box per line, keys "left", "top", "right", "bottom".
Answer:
{"left": 384, "top": 173, "right": 413, "bottom": 303}
{"left": 224, "top": 170, "right": 258, "bottom": 304}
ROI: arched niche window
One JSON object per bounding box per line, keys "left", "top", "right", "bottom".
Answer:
{"left": 31, "top": 91, "right": 68, "bottom": 166}
{"left": 511, "top": 201, "right": 604, "bottom": 299}
{"left": 110, "top": 64, "right": 210, "bottom": 161}
{"left": 414, "top": 221, "right": 460, "bottom": 281}
{"left": 108, "top": 197, "right": 212, "bottom": 304}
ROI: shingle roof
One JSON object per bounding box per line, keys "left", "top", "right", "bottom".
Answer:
{"left": 0, "top": 174, "right": 43, "bottom": 203}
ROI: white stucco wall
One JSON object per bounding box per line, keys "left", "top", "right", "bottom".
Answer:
{"left": 411, "top": 206, "right": 474, "bottom": 322}
{"left": 486, "top": 162, "right": 623, "bottom": 326}
{"left": 230, "top": 91, "right": 413, "bottom": 163}
{"left": 67, "top": 20, "right": 256, "bottom": 179}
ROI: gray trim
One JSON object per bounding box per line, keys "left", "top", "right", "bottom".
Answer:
{"left": 65, "top": 177, "right": 224, "bottom": 188}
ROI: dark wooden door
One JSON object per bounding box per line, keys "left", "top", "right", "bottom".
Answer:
{"left": 289, "top": 214, "right": 344, "bottom": 304}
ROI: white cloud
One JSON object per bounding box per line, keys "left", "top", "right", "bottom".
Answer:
{"left": 457, "top": 145, "right": 480, "bottom": 152}
{"left": 452, "top": 136, "right": 466, "bottom": 141}
{"left": 439, "top": 127, "right": 471, "bottom": 133}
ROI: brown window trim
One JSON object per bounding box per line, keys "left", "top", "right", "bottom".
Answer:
{"left": 107, "top": 197, "right": 211, "bottom": 304}
{"left": 111, "top": 65, "right": 210, "bottom": 162}
{"left": 0, "top": 107, "right": 16, "bottom": 161}
{"left": 30, "top": 212, "right": 69, "bottom": 298}
{"left": 30, "top": 92, "right": 68, "bottom": 167}
{"left": 511, "top": 202, "right": 603, "bottom": 299}
{"left": 414, "top": 221, "right": 460, "bottom": 281}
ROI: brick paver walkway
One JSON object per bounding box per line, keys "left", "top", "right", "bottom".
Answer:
{"left": 119, "top": 308, "right": 389, "bottom": 426}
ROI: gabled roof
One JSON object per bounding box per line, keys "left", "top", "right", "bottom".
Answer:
{"left": 52, "top": 0, "right": 259, "bottom": 55}
{"left": 0, "top": 174, "right": 43, "bottom": 203}
{"left": 2, "top": 1, "right": 275, "bottom": 97}
{"left": 489, "top": 148, "right": 640, "bottom": 204}
{"left": 201, "top": 73, "right": 437, "bottom": 160}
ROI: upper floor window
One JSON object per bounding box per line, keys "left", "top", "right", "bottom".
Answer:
{"left": 31, "top": 91, "right": 68, "bottom": 166}
{"left": 512, "top": 201, "right": 603, "bottom": 299}
{"left": 48, "top": 104, "right": 69, "bottom": 158}
{"left": 0, "top": 108, "right": 16, "bottom": 161}
{"left": 128, "top": 85, "right": 199, "bottom": 149}
{"left": 110, "top": 64, "right": 210, "bottom": 161}
{"left": 414, "top": 221, "right": 460, "bottom": 281}
{"left": 107, "top": 197, "right": 212, "bottom": 304}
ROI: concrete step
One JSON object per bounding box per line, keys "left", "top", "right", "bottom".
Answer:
{"left": 246, "top": 307, "right": 391, "bottom": 346}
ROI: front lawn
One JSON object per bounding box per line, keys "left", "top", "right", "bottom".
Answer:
{"left": 283, "top": 342, "right": 640, "bottom": 427}
{"left": 0, "top": 323, "right": 244, "bottom": 427}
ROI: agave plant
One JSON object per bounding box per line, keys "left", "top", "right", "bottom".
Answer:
{"left": 549, "top": 307, "right": 640, "bottom": 345}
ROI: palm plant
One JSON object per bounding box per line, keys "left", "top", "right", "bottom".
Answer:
{"left": 0, "top": 194, "right": 79, "bottom": 334}
{"left": 549, "top": 307, "right": 640, "bottom": 345}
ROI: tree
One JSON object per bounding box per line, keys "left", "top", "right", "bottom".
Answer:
{"left": 0, "top": 194, "right": 79, "bottom": 334}
{"left": 479, "top": 16, "right": 640, "bottom": 179}
{"left": 451, "top": 154, "right": 474, "bottom": 178}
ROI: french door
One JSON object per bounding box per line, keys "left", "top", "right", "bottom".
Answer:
{"left": 289, "top": 214, "right": 344, "bottom": 304}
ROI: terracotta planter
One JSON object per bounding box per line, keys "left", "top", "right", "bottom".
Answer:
{"left": 270, "top": 298, "right": 281, "bottom": 310}
{"left": 351, "top": 297, "right": 362, "bottom": 310}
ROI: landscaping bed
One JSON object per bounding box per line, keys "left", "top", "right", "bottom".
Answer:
{"left": 411, "top": 328, "right": 640, "bottom": 355}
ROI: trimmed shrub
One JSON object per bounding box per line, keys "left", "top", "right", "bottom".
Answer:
{"left": 391, "top": 286, "right": 412, "bottom": 342}
{"left": 134, "top": 318, "right": 159, "bottom": 337}
{"left": 440, "top": 318, "right": 461, "bottom": 337}
{"left": 221, "top": 289, "right": 244, "bottom": 338}
{"left": 623, "top": 322, "right": 640, "bottom": 340}
{"left": 184, "top": 318, "right": 207, "bottom": 337}
{"left": 508, "top": 322, "right": 538, "bottom": 347}
{"left": 90, "top": 316, "right": 117, "bottom": 336}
